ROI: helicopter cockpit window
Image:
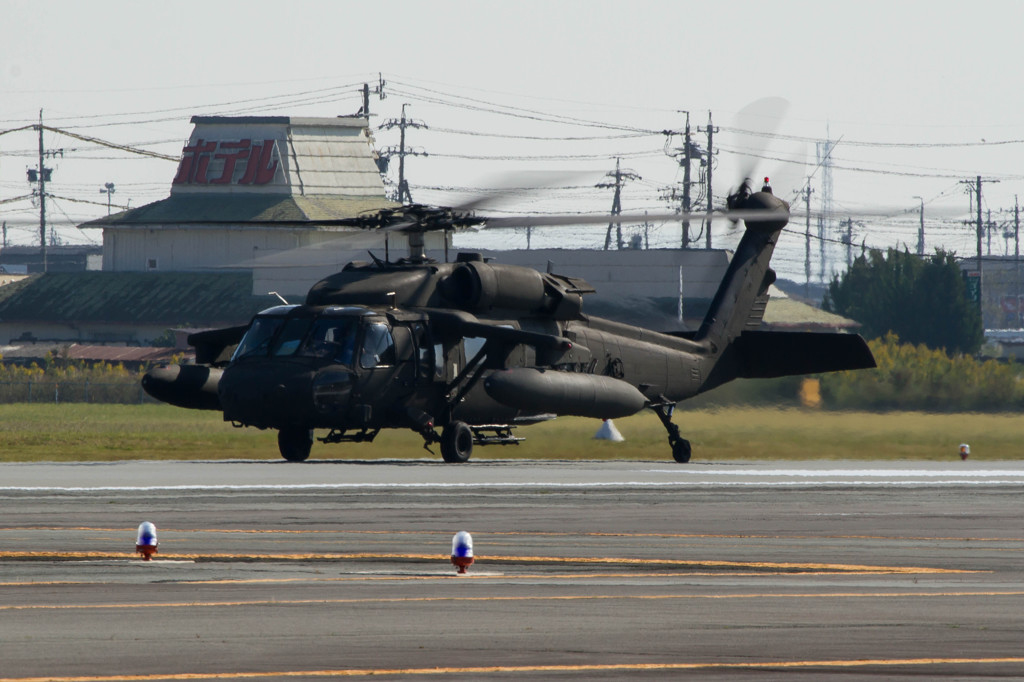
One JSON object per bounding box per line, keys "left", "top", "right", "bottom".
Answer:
{"left": 232, "top": 316, "right": 287, "bottom": 361}
{"left": 301, "top": 318, "right": 358, "bottom": 365}
{"left": 360, "top": 323, "right": 396, "bottom": 369}
{"left": 270, "top": 317, "right": 313, "bottom": 357}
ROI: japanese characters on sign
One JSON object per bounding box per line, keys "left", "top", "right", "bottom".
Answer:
{"left": 172, "top": 138, "right": 282, "bottom": 186}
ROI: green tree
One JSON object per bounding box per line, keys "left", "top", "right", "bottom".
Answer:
{"left": 823, "top": 248, "right": 983, "bottom": 355}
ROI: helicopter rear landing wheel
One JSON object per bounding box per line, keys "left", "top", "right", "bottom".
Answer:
{"left": 671, "top": 438, "right": 692, "bottom": 463}
{"left": 653, "top": 402, "right": 691, "bottom": 463}
{"left": 278, "top": 427, "right": 313, "bottom": 462}
{"left": 441, "top": 421, "right": 473, "bottom": 463}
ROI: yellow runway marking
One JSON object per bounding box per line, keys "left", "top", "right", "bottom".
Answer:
{"left": 5, "top": 526, "right": 1024, "bottom": 544}
{"left": 3, "top": 591, "right": 1024, "bottom": 611}
{"left": 0, "top": 570, "right": 936, "bottom": 588}
{"left": 2, "top": 658, "right": 1024, "bottom": 680}
{"left": 0, "top": 550, "right": 972, "bottom": 574}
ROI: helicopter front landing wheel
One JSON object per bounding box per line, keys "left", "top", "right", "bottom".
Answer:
{"left": 278, "top": 427, "right": 313, "bottom": 462}
{"left": 440, "top": 421, "right": 473, "bottom": 463}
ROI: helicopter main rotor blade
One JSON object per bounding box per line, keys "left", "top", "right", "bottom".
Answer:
{"left": 479, "top": 207, "right": 789, "bottom": 229}
{"left": 728, "top": 96, "right": 791, "bottom": 189}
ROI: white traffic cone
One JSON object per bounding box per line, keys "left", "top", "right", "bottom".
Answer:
{"left": 594, "top": 419, "right": 624, "bottom": 442}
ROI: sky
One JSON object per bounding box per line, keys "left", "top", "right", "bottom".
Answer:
{"left": 2, "top": 0, "right": 1023, "bottom": 282}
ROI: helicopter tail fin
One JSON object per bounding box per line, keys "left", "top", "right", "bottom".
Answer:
{"left": 692, "top": 191, "right": 875, "bottom": 394}
{"left": 693, "top": 191, "right": 786, "bottom": 353}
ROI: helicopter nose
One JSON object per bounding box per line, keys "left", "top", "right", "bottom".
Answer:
{"left": 312, "top": 370, "right": 354, "bottom": 414}
{"left": 219, "top": 363, "right": 317, "bottom": 428}
{"left": 142, "top": 364, "right": 222, "bottom": 411}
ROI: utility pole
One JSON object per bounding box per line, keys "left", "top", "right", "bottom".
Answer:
{"left": 598, "top": 158, "right": 640, "bottom": 250}
{"left": 960, "top": 175, "right": 997, "bottom": 314}
{"left": 28, "top": 110, "right": 62, "bottom": 274}
{"left": 704, "top": 112, "right": 717, "bottom": 249}
{"left": 986, "top": 209, "right": 994, "bottom": 256}
{"left": 37, "top": 111, "right": 47, "bottom": 273}
{"left": 681, "top": 112, "right": 692, "bottom": 247}
{"left": 359, "top": 73, "right": 387, "bottom": 117}
{"left": 1016, "top": 195, "right": 1020, "bottom": 259}
{"left": 841, "top": 217, "right": 861, "bottom": 269}
{"left": 1011, "top": 195, "right": 1019, "bottom": 325}
{"left": 976, "top": 176, "right": 982, "bottom": 273}
{"left": 961, "top": 176, "right": 999, "bottom": 284}
{"left": 803, "top": 184, "right": 814, "bottom": 299}
{"left": 913, "top": 195, "right": 924, "bottom": 256}
{"left": 379, "top": 103, "right": 427, "bottom": 204}
{"left": 100, "top": 182, "right": 115, "bottom": 215}
{"left": 662, "top": 112, "right": 705, "bottom": 248}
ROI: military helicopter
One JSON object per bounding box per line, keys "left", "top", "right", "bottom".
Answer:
{"left": 142, "top": 180, "right": 875, "bottom": 463}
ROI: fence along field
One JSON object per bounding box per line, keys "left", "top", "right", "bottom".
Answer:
{"left": 1, "top": 341, "right": 1023, "bottom": 461}
{"left": 0, "top": 356, "right": 154, "bottom": 405}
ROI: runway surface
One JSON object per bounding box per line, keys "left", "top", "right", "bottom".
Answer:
{"left": 2, "top": 458, "right": 1023, "bottom": 680}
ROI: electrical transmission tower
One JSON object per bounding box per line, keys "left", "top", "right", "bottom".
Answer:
{"left": 379, "top": 104, "right": 427, "bottom": 204}
{"left": 816, "top": 135, "right": 836, "bottom": 283}
{"left": 598, "top": 158, "right": 640, "bottom": 250}
{"left": 801, "top": 185, "right": 814, "bottom": 299}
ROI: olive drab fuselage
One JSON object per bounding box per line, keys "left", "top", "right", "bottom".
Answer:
{"left": 142, "top": 191, "right": 876, "bottom": 462}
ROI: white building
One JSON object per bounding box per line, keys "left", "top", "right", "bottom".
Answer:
{"left": 84, "top": 115, "right": 419, "bottom": 274}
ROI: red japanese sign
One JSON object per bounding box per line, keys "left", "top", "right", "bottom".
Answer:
{"left": 172, "top": 138, "right": 281, "bottom": 186}
{"left": 1000, "top": 295, "right": 1023, "bottom": 314}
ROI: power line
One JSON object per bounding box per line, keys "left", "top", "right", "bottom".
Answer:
{"left": 721, "top": 126, "right": 1024, "bottom": 149}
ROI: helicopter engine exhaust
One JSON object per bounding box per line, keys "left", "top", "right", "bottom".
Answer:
{"left": 484, "top": 367, "right": 647, "bottom": 419}
{"left": 443, "top": 261, "right": 547, "bottom": 312}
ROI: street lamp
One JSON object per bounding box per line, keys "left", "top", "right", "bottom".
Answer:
{"left": 100, "top": 182, "right": 115, "bottom": 215}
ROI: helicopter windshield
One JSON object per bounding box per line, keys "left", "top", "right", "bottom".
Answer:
{"left": 232, "top": 316, "right": 287, "bottom": 361}
{"left": 270, "top": 317, "right": 313, "bottom": 357}
{"left": 231, "top": 308, "right": 371, "bottom": 366}
{"left": 300, "top": 318, "right": 359, "bottom": 365}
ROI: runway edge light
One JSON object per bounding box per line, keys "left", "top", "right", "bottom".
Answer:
{"left": 451, "top": 531, "right": 474, "bottom": 574}
{"left": 136, "top": 522, "right": 158, "bottom": 561}
{"left": 959, "top": 443, "right": 970, "bottom": 460}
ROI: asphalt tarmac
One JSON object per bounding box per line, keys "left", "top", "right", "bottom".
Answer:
{"left": 2, "top": 458, "right": 1024, "bottom": 680}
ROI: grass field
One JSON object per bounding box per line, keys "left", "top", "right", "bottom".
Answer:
{"left": 0, "top": 403, "right": 1020, "bottom": 462}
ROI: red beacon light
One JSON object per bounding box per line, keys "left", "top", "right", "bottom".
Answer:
{"left": 450, "top": 531, "right": 474, "bottom": 574}
{"left": 761, "top": 176, "right": 773, "bottom": 193}
{"left": 135, "top": 522, "right": 158, "bottom": 561}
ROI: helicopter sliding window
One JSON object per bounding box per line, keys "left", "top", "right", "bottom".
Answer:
{"left": 270, "top": 318, "right": 313, "bottom": 357}
{"left": 433, "top": 343, "right": 445, "bottom": 378}
{"left": 232, "top": 316, "right": 287, "bottom": 360}
{"left": 360, "top": 323, "right": 396, "bottom": 369}
{"left": 464, "top": 337, "right": 487, "bottom": 363}
{"left": 301, "top": 318, "right": 358, "bottom": 365}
